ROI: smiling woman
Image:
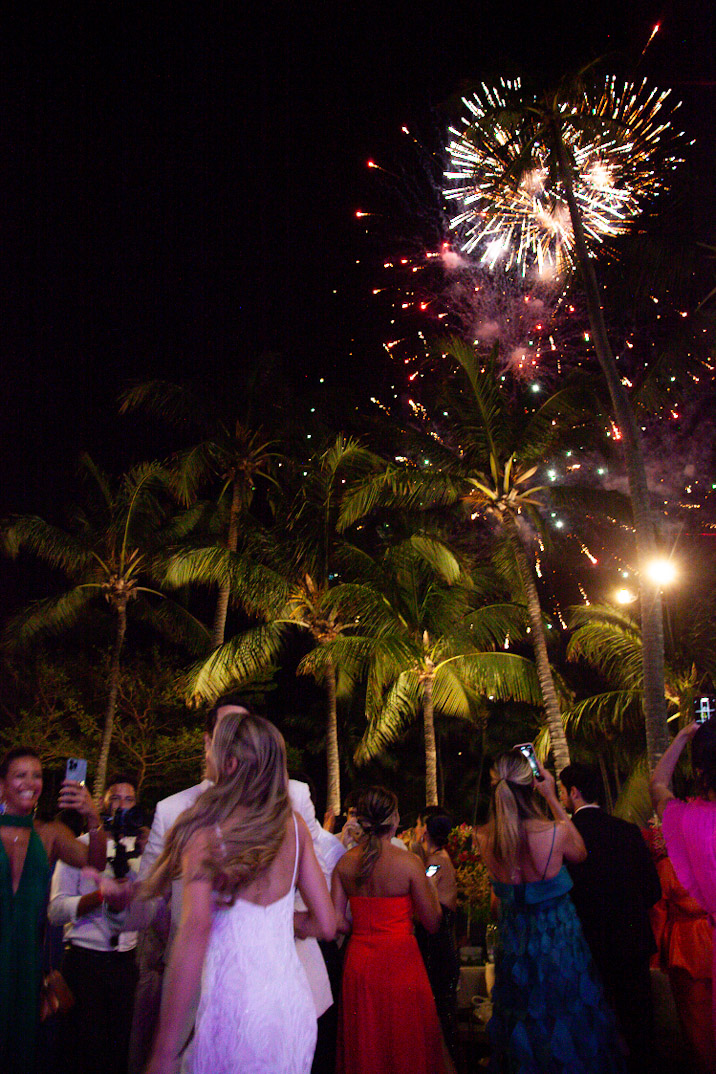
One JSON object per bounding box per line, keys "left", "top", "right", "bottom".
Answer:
{"left": 0, "top": 747, "right": 107, "bottom": 1074}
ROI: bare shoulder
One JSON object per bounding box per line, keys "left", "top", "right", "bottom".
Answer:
{"left": 336, "top": 845, "right": 362, "bottom": 879}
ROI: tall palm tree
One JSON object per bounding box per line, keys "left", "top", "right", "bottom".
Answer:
{"left": 446, "top": 70, "right": 673, "bottom": 766}
{"left": 347, "top": 534, "right": 541, "bottom": 805}
{"left": 1, "top": 457, "right": 210, "bottom": 801}
{"left": 340, "top": 342, "right": 593, "bottom": 773}
{"left": 163, "top": 434, "right": 385, "bottom": 813}
{"left": 120, "top": 376, "right": 279, "bottom": 648}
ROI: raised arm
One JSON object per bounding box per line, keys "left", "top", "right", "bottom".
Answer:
{"left": 145, "top": 831, "right": 213, "bottom": 1074}
{"left": 650, "top": 723, "right": 700, "bottom": 820}
{"left": 293, "top": 814, "right": 337, "bottom": 941}
{"left": 51, "top": 781, "right": 107, "bottom": 870}
{"left": 534, "top": 763, "right": 586, "bottom": 863}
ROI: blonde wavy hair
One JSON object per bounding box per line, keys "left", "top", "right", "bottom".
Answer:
{"left": 487, "top": 750, "right": 546, "bottom": 869}
{"left": 354, "top": 786, "right": 398, "bottom": 885}
{"left": 142, "top": 710, "right": 291, "bottom": 904}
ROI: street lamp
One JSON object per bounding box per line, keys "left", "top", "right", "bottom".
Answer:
{"left": 645, "top": 557, "right": 677, "bottom": 587}
{"left": 614, "top": 587, "right": 637, "bottom": 604}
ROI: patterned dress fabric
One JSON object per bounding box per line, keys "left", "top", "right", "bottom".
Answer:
{"left": 488, "top": 867, "right": 626, "bottom": 1073}
{"left": 183, "top": 816, "right": 316, "bottom": 1074}
{"left": 336, "top": 894, "right": 446, "bottom": 1074}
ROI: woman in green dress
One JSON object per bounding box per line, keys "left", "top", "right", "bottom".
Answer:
{"left": 0, "top": 746, "right": 107, "bottom": 1074}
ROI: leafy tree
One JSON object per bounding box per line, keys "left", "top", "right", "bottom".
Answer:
{"left": 1, "top": 457, "right": 210, "bottom": 801}
{"left": 451, "top": 70, "right": 674, "bottom": 766}
{"left": 120, "top": 377, "right": 280, "bottom": 648}
{"left": 339, "top": 342, "right": 596, "bottom": 773}
{"left": 163, "top": 435, "right": 385, "bottom": 813}
{"left": 346, "top": 534, "right": 541, "bottom": 805}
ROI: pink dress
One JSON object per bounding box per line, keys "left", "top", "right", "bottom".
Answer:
{"left": 661, "top": 798, "right": 716, "bottom": 1029}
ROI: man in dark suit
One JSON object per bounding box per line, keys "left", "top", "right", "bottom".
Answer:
{"left": 560, "top": 763, "right": 661, "bottom": 1074}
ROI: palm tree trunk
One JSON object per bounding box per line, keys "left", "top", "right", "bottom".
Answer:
{"left": 505, "top": 516, "right": 571, "bottom": 775}
{"left": 421, "top": 676, "right": 439, "bottom": 806}
{"left": 93, "top": 598, "right": 128, "bottom": 805}
{"left": 551, "top": 118, "right": 668, "bottom": 770}
{"left": 211, "top": 472, "right": 243, "bottom": 648}
{"left": 324, "top": 655, "right": 341, "bottom": 815}
{"left": 597, "top": 752, "right": 614, "bottom": 813}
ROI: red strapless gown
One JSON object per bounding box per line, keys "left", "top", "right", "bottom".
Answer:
{"left": 336, "top": 895, "right": 447, "bottom": 1074}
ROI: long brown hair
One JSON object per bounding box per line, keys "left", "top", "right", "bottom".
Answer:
{"left": 142, "top": 711, "right": 291, "bottom": 904}
{"left": 354, "top": 786, "right": 398, "bottom": 886}
{"left": 488, "top": 751, "right": 546, "bottom": 869}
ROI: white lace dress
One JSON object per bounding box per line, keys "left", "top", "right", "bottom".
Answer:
{"left": 183, "top": 815, "right": 317, "bottom": 1074}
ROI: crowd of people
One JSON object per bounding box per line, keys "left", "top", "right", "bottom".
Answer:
{"left": 1, "top": 695, "right": 715, "bottom": 1074}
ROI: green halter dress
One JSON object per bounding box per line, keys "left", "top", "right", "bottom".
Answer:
{"left": 0, "top": 814, "right": 50, "bottom": 1074}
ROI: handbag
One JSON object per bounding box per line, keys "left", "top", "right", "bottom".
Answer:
{"left": 40, "top": 967, "right": 75, "bottom": 1021}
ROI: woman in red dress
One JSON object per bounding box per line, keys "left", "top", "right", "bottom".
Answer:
{"left": 332, "top": 787, "right": 447, "bottom": 1074}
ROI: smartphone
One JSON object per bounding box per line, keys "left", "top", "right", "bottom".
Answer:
{"left": 64, "top": 758, "right": 87, "bottom": 786}
{"left": 694, "top": 697, "right": 715, "bottom": 724}
{"left": 515, "top": 743, "right": 544, "bottom": 781}
{"left": 426, "top": 864, "right": 441, "bottom": 878}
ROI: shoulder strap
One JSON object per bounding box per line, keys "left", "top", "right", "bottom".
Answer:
{"left": 540, "top": 823, "right": 557, "bottom": 881}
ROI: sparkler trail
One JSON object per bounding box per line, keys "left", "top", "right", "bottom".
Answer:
{"left": 443, "top": 76, "right": 686, "bottom": 276}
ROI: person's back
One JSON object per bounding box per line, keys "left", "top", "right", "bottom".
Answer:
{"left": 478, "top": 750, "right": 626, "bottom": 1074}
{"left": 333, "top": 788, "right": 446, "bottom": 1074}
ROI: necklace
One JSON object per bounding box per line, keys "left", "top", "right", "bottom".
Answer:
{"left": 0, "top": 812, "right": 34, "bottom": 844}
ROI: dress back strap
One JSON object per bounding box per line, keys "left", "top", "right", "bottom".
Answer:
{"left": 291, "top": 812, "right": 300, "bottom": 888}
{"left": 540, "top": 823, "right": 557, "bottom": 881}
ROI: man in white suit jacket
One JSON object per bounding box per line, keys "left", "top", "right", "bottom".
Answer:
{"left": 128, "top": 695, "right": 339, "bottom": 1074}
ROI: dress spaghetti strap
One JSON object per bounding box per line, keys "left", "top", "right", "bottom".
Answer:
{"left": 540, "top": 823, "right": 557, "bottom": 881}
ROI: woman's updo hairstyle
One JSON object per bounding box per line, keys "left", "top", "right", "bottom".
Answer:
{"left": 691, "top": 718, "right": 716, "bottom": 797}
{"left": 355, "top": 786, "right": 398, "bottom": 885}
{"left": 489, "top": 750, "right": 545, "bottom": 867}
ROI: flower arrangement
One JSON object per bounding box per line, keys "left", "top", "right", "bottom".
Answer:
{"left": 446, "top": 823, "right": 492, "bottom": 943}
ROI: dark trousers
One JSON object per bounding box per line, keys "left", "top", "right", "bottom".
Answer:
{"left": 600, "top": 959, "right": 654, "bottom": 1074}
{"left": 58, "top": 944, "right": 138, "bottom": 1074}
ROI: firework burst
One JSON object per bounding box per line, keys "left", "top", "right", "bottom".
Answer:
{"left": 444, "top": 76, "right": 686, "bottom": 275}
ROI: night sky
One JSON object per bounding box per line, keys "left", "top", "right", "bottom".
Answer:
{"left": 0, "top": 1, "right": 713, "bottom": 520}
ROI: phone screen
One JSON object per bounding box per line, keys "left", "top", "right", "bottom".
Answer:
{"left": 65, "top": 758, "right": 87, "bottom": 786}
{"left": 516, "top": 743, "right": 543, "bottom": 781}
{"left": 694, "top": 697, "right": 715, "bottom": 724}
{"left": 426, "top": 864, "right": 441, "bottom": 878}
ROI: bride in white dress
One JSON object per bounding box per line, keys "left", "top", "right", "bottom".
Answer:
{"left": 141, "top": 710, "right": 336, "bottom": 1074}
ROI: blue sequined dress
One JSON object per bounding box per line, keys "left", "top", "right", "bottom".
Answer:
{"left": 489, "top": 867, "right": 626, "bottom": 1073}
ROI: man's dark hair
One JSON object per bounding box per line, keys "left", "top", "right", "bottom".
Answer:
{"left": 343, "top": 788, "right": 361, "bottom": 812}
{"left": 425, "top": 812, "right": 453, "bottom": 848}
{"left": 0, "top": 746, "right": 41, "bottom": 780}
{"left": 205, "top": 693, "right": 256, "bottom": 736}
{"left": 560, "top": 763, "right": 601, "bottom": 805}
{"left": 106, "top": 774, "right": 138, "bottom": 794}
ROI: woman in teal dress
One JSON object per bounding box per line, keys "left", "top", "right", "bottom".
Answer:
{"left": 474, "top": 750, "right": 626, "bottom": 1074}
{"left": 0, "top": 746, "right": 107, "bottom": 1074}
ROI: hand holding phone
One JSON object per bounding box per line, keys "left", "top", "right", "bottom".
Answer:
{"left": 515, "top": 743, "right": 544, "bottom": 781}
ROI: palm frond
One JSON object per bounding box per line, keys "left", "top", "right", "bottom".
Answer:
{"left": 131, "top": 594, "right": 211, "bottom": 655}
{"left": 182, "top": 623, "right": 286, "bottom": 701}
{"left": 355, "top": 672, "right": 421, "bottom": 762}
{"left": 163, "top": 546, "right": 288, "bottom": 618}
{"left": 1, "top": 516, "right": 94, "bottom": 577}
{"left": 3, "top": 587, "right": 99, "bottom": 650}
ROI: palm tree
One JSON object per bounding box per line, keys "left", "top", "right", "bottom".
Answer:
{"left": 163, "top": 434, "right": 385, "bottom": 813}
{"left": 1, "top": 456, "right": 210, "bottom": 801}
{"left": 348, "top": 534, "right": 541, "bottom": 805}
{"left": 120, "top": 376, "right": 279, "bottom": 648}
{"left": 446, "top": 70, "right": 673, "bottom": 766}
{"left": 340, "top": 342, "right": 593, "bottom": 773}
